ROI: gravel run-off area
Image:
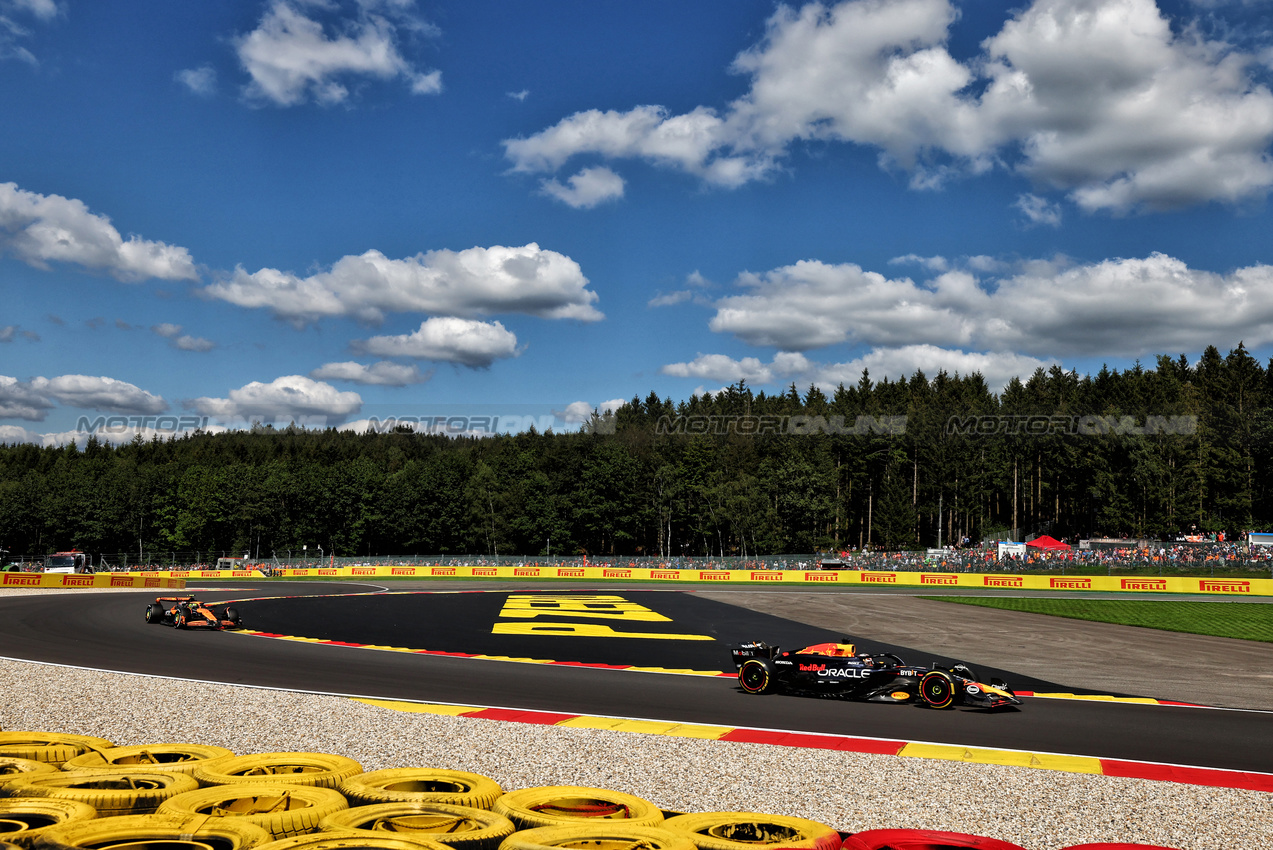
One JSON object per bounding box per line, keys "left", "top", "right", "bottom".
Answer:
{"left": 1, "top": 589, "right": 1269, "bottom": 850}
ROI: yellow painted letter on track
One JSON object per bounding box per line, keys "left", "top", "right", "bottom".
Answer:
{"left": 492, "top": 622, "right": 714, "bottom": 640}
{"left": 497, "top": 594, "right": 672, "bottom": 622}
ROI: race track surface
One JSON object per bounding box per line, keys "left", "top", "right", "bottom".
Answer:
{"left": 2, "top": 581, "right": 1269, "bottom": 775}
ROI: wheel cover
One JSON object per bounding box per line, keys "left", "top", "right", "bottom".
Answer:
{"left": 922, "top": 673, "right": 954, "bottom": 707}
{"left": 739, "top": 662, "right": 768, "bottom": 693}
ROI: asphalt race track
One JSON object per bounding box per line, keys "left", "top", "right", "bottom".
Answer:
{"left": 2, "top": 581, "right": 1270, "bottom": 775}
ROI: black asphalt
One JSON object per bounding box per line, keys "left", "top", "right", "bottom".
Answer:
{"left": 1, "top": 581, "right": 1269, "bottom": 775}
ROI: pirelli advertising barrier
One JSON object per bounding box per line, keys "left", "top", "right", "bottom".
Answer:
{"left": 0, "top": 572, "right": 187, "bottom": 589}
{"left": 112, "top": 565, "right": 1272, "bottom": 596}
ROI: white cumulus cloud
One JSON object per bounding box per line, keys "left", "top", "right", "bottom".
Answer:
{"left": 541, "top": 166, "right": 625, "bottom": 209}
{"left": 175, "top": 65, "right": 217, "bottom": 97}
{"left": 0, "top": 183, "right": 198, "bottom": 281}
{"left": 310, "top": 360, "right": 430, "bottom": 386}
{"left": 235, "top": 0, "right": 442, "bottom": 107}
{"left": 355, "top": 317, "right": 520, "bottom": 368}
{"left": 190, "top": 375, "right": 362, "bottom": 420}
{"left": 204, "top": 243, "right": 602, "bottom": 325}
{"left": 0, "top": 375, "right": 54, "bottom": 420}
{"left": 28, "top": 374, "right": 167, "bottom": 415}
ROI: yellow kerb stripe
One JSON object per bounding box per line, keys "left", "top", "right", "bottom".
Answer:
{"left": 899, "top": 743, "right": 1103, "bottom": 774}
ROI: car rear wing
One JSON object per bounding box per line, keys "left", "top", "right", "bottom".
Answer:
{"left": 730, "top": 640, "right": 780, "bottom": 668}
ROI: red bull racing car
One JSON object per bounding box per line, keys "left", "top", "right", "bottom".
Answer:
{"left": 144, "top": 596, "right": 243, "bottom": 630}
{"left": 731, "top": 640, "right": 1020, "bottom": 709}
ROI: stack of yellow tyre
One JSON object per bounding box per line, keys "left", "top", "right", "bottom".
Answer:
{"left": 0, "top": 731, "right": 844, "bottom": 850}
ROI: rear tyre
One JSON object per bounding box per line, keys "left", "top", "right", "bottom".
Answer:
{"left": 920, "top": 670, "right": 957, "bottom": 709}
{"left": 225, "top": 607, "right": 242, "bottom": 625}
{"left": 145, "top": 604, "right": 165, "bottom": 624}
{"left": 737, "top": 659, "right": 775, "bottom": 695}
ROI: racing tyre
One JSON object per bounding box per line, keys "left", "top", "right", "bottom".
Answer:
{"left": 174, "top": 612, "right": 187, "bottom": 629}
{"left": 493, "top": 787, "right": 663, "bottom": 830}
{"left": 498, "top": 824, "right": 699, "bottom": 850}
{"left": 0, "top": 733, "right": 114, "bottom": 768}
{"left": 842, "top": 829, "right": 1028, "bottom": 850}
{"left": 319, "top": 802, "right": 514, "bottom": 850}
{"left": 662, "top": 813, "right": 841, "bottom": 850}
{"left": 194, "top": 753, "right": 363, "bottom": 790}
{"left": 226, "top": 607, "right": 242, "bottom": 625}
{"left": 920, "top": 670, "right": 958, "bottom": 709}
{"left": 145, "top": 604, "right": 165, "bottom": 624}
{"left": 339, "top": 769, "right": 503, "bottom": 809}
{"left": 737, "top": 659, "right": 775, "bottom": 695}
{"left": 0, "top": 758, "right": 57, "bottom": 780}
{"left": 0, "top": 798, "right": 97, "bottom": 848}
{"left": 2, "top": 769, "right": 199, "bottom": 817}
{"left": 254, "top": 835, "right": 453, "bottom": 850}
{"left": 63, "top": 743, "right": 235, "bottom": 775}
{"left": 158, "top": 784, "right": 349, "bottom": 841}
{"left": 35, "top": 813, "right": 272, "bottom": 850}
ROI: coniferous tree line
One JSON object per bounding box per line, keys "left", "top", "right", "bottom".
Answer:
{"left": 1, "top": 344, "right": 1270, "bottom": 561}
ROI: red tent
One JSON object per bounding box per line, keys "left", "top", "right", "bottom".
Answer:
{"left": 1026, "top": 534, "right": 1070, "bottom": 550}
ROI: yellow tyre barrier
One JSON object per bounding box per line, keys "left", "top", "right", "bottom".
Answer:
{"left": 0, "top": 798, "right": 97, "bottom": 848}
{"left": 194, "top": 753, "right": 363, "bottom": 790}
{"left": 662, "top": 813, "right": 841, "bottom": 850}
{"left": 1, "top": 770, "right": 199, "bottom": 817}
{"left": 496, "top": 824, "right": 699, "bottom": 850}
{"left": 493, "top": 787, "right": 663, "bottom": 830}
{"left": 320, "top": 802, "right": 516, "bottom": 850}
{"left": 339, "top": 769, "right": 503, "bottom": 809}
{"left": 158, "top": 784, "right": 349, "bottom": 841}
{"left": 0, "top": 758, "right": 56, "bottom": 780}
{"left": 256, "top": 834, "right": 455, "bottom": 850}
{"left": 35, "top": 813, "right": 272, "bottom": 850}
{"left": 0, "top": 733, "right": 114, "bottom": 768}
{"left": 62, "top": 743, "right": 235, "bottom": 775}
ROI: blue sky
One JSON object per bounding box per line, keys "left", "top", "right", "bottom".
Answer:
{"left": 3, "top": 0, "right": 1273, "bottom": 443}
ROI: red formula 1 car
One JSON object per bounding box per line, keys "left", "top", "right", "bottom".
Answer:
{"left": 144, "top": 596, "right": 243, "bottom": 630}
{"left": 732, "top": 639, "right": 1021, "bottom": 709}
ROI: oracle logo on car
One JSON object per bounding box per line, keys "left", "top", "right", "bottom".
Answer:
{"left": 1121, "top": 578, "right": 1167, "bottom": 591}
{"left": 1049, "top": 577, "right": 1092, "bottom": 589}
{"left": 750, "top": 571, "right": 783, "bottom": 581}
{"left": 603, "top": 569, "right": 632, "bottom": 578}
{"left": 984, "top": 576, "right": 1024, "bottom": 587}
{"left": 1199, "top": 579, "right": 1251, "bottom": 593}
{"left": 920, "top": 574, "right": 958, "bottom": 585}
{"left": 861, "top": 572, "right": 897, "bottom": 583}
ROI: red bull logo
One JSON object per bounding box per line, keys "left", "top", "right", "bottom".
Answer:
{"left": 1050, "top": 577, "right": 1091, "bottom": 589}
{"left": 799, "top": 663, "right": 827, "bottom": 672}
{"left": 984, "top": 576, "right": 1023, "bottom": 587}
{"left": 921, "top": 574, "right": 958, "bottom": 585}
{"left": 750, "top": 572, "right": 783, "bottom": 581}
{"left": 1121, "top": 578, "right": 1167, "bottom": 590}
{"left": 1199, "top": 579, "right": 1250, "bottom": 593}
{"left": 861, "top": 572, "right": 897, "bottom": 583}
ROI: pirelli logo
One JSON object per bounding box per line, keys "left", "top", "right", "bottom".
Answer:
{"left": 750, "top": 572, "right": 783, "bottom": 581}
{"left": 699, "top": 572, "right": 731, "bottom": 580}
{"left": 603, "top": 569, "right": 632, "bottom": 578}
{"left": 1199, "top": 579, "right": 1251, "bottom": 593}
{"left": 513, "top": 567, "right": 540, "bottom": 577}
{"left": 557, "top": 568, "right": 585, "bottom": 577}
{"left": 231, "top": 570, "right": 252, "bottom": 577}
{"left": 984, "top": 576, "right": 1024, "bottom": 588}
{"left": 392, "top": 567, "right": 417, "bottom": 575}
{"left": 472, "top": 567, "right": 497, "bottom": 576}
{"left": 652, "top": 571, "right": 680, "bottom": 580}
{"left": 804, "top": 572, "right": 838, "bottom": 582}
{"left": 1121, "top": 578, "right": 1167, "bottom": 591}
{"left": 65, "top": 576, "right": 95, "bottom": 587}
{"left": 3, "top": 574, "right": 41, "bottom": 586}
{"left": 430, "top": 567, "right": 456, "bottom": 576}
{"left": 1050, "top": 577, "right": 1092, "bottom": 589}
{"left": 200, "top": 571, "right": 220, "bottom": 577}
{"left": 318, "top": 569, "right": 337, "bottom": 575}
{"left": 921, "top": 574, "right": 958, "bottom": 585}
{"left": 145, "top": 578, "right": 161, "bottom": 587}
{"left": 351, "top": 568, "right": 376, "bottom": 575}
{"left": 111, "top": 576, "right": 133, "bottom": 587}
{"left": 860, "top": 572, "right": 897, "bottom": 583}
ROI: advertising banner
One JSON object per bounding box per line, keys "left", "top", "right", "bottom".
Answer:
{"left": 2, "top": 573, "right": 186, "bottom": 589}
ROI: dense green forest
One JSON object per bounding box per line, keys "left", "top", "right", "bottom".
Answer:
{"left": 2, "top": 344, "right": 1271, "bottom": 561}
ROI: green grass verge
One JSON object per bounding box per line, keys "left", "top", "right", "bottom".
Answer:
{"left": 920, "top": 596, "right": 1273, "bottom": 642}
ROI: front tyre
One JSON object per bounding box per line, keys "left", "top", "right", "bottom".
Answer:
{"left": 738, "top": 659, "right": 775, "bottom": 695}
{"left": 920, "top": 670, "right": 957, "bottom": 709}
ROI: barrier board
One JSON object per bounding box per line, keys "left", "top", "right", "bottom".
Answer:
{"left": 111, "top": 565, "right": 1272, "bottom": 595}
{"left": 1, "top": 572, "right": 186, "bottom": 589}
